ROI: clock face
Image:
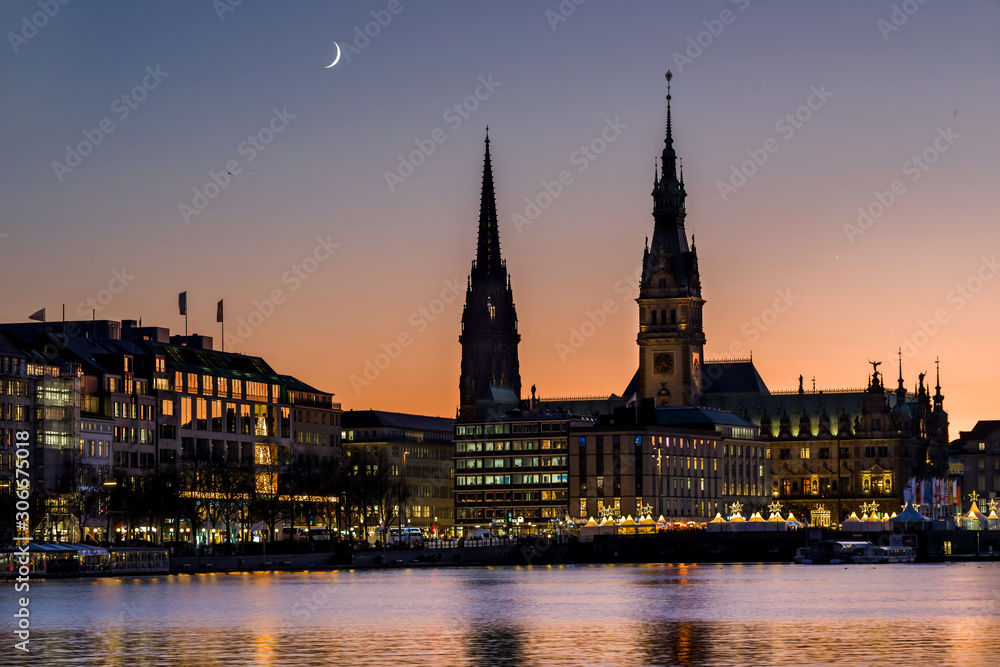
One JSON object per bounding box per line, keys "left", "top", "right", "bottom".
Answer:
{"left": 654, "top": 352, "right": 673, "bottom": 374}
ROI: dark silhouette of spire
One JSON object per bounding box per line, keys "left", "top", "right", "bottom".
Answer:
{"left": 476, "top": 130, "right": 503, "bottom": 275}
{"left": 460, "top": 131, "right": 521, "bottom": 421}
{"left": 933, "top": 357, "right": 944, "bottom": 408}
{"left": 662, "top": 70, "right": 678, "bottom": 184}
{"left": 895, "top": 347, "right": 907, "bottom": 402}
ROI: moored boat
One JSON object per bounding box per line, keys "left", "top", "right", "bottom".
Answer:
{"left": 794, "top": 540, "right": 871, "bottom": 564}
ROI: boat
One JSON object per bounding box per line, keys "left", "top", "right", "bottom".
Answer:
{"left": 794, "top": 541, "right": 917, "bottom": 565}
{"left": 794, "top": 540, "right": 870, "bottom": 564}
{"left": 851, "top": 545, "right": 889, "bottom": 564}
{"left": 849, "top": 544, "right": 917, "bottom": 564}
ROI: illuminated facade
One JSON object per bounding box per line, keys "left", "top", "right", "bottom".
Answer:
{"left": 454, "top": 415, "right": 577, "bottom": 533}
{"left": 956, "top": 420, "right": 1000, "bottom": 503}
{"left": 342, "top": 410, "right": 455, "bottom": 535}
{"left": 0, "top": 319, "right": 341, "bottom": 545}
{"left": 703, "top": 360, "right": 953, "bottom": 520}
{"left": 570, "top": 409, "right": 766, "bottom": 522}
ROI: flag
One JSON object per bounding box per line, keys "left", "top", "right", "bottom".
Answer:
{"left": 217, "top": 299, "right": 224, "bottom": 323}
{"left": 28, "top": 308, "right": 45, "bottom": 322}
{"left": 178, "top": 292, "right": 187, "bottom": 316}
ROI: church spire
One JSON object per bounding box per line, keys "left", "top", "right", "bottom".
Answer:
{"left": 661, "top": 70, "right": 678, "bottom": 184}
{"left": 933, "top": 357, "right": 944, "bottom": 408}
{"left": 460, "top": 132, "right": 521, "bottom": 421}
{"left": 895, "top": 347, "right": 907, "bottom": 402}
{"left": 476, "top": 129, "right": 503, "bottom": 275}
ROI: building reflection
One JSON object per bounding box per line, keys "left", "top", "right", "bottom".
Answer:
{"left": 463, "top": 621, "right": 527, "bottom": 667}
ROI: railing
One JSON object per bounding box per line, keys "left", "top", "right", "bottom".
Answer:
{"left": 538, "top": 395, "right": 614, "bottom": 402}
{"left": 768, "top": 388, "right": 865, "bottom": 395}
{"left": 423, "top": 537, "right": 519, "bottom": 549}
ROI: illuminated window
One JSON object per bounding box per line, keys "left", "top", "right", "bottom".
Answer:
{"left": 180, "top": 397, "right": 192, "bottom": 429}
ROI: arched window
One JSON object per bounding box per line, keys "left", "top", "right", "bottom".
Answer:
{"left": 660, "top": 309, "right": 666, "bottom": 324}
{"left": 670, "top": 309, "right": 677, "bottom": 324}
{"left": 651, "top": 310, "right": 657, "bottom": 325}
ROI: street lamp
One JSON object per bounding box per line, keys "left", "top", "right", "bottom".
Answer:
{"left": 398, "top": 450, "right": 409, "bottom": 545}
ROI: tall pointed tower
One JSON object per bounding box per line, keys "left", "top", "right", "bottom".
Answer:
{"left": 637, "top": 71, "right": 706, "bottom": 407}
{"left": 459, "top": 132, "right": 521, "bottom": 421}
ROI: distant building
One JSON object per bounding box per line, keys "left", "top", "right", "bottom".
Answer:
{"left": 454, "top": 413, "right": 577, "bottom": 534}
{"left": 341, "top": 410, "right": 455, "bottom": 535}
{"left": 454, "top": 405, "right": 766, "bottom": 533}
{"left": 703, "top": 358, "right": 953, "bottom": 521}
{"left": 0, "top": 319, "right": 341, "bottom": 544}
{"left": 956, "top": 420, "right": 1000, "bottom": 504}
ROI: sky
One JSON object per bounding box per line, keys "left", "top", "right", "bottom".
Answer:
{"left": 1, "top": 1, "right": 998, "bottom": 435}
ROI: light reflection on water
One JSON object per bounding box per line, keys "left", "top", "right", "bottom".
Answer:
{"left": 19, "top": 563, "right": 1000, "bottom": 666}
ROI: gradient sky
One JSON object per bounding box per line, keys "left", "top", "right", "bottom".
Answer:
{"left": 2, "top": 1, "right": 998, "bottom": 436}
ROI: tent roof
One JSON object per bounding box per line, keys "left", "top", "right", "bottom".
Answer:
{"left": 891, "top": 503, "right": 930, "bottom": 522}
{"left": 962, "top": 501, "right": 989, "bottom": 520}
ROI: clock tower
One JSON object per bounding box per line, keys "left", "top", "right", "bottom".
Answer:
{"left": 637, "top": 71, "right": 705, "bottom": 407}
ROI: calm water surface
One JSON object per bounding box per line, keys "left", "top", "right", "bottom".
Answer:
{"left": 14, "top": 563, "right": 1000, "bottom": 666}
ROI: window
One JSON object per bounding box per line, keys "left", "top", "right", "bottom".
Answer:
{"left": 800, "top": 447, "right": 810, "bottom": 459}
{"left": 779, "top": 449, "right": 791, "bottom": 460}
{"left": 196, "top": 398, "right": 207, "bottom": 430}
{"left": 180, "top": 397, "right": 192, "bottom": 429}
{"left": 818, "top": 448, "right": 830, "bottom": 459}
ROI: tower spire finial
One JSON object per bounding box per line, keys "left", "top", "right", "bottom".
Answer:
{"left": 660, "top": 70, "right": 678, "bottom": 183}
{"left": 933, "top": 356, "right": 944, "bottom": 407}
{"left": 475, "top": 132, "right": 502, "bottom": 274}
{"left": 896, "top": 347, "right": 906, "bottom": 398}
{"left": 665, "top": 70, "right": 673, "bottom": 146}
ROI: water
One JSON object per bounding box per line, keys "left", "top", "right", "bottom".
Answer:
{"left": 14, "top": 563, "right": 1000, "bottom": 666}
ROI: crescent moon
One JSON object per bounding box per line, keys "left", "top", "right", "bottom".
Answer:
{"left": 325, "top": 42, "right": 341, "bottom": 68}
